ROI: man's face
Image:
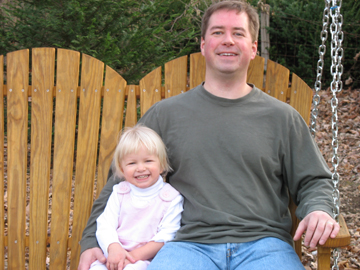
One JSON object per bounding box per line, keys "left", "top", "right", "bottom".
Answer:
{"left": 200, "top": 9, "right": 257, "bottom": 77}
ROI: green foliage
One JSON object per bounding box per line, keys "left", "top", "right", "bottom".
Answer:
{"left": 0, "top": 0, "right": 200, "bottom": 84}
{"left": 342, "top": 0, "right": 360, "bottom": 88}
{"left": 265, "top": 0, "right": 360, "bottom": 88}
{"left": 1, "top": 0, "right": 359, "bottom": 88}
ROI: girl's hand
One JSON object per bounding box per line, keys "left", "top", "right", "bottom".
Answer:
{"left": 106, "top": 243, "right": 127, "bottom": 270}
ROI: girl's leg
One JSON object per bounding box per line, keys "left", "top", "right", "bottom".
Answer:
{"left": 89, "top": 260, "right": 108, "bottom": 270}
{"left": 124, "top": 260, "right": 150, "bottom": 270}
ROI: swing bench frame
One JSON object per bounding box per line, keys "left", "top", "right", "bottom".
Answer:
{"left": 0, "top": 48, "right": 350, "bottom": 269}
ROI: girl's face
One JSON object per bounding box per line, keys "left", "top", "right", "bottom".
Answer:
{"left": 120, "top": 144, "right": 162, "bottom": 189}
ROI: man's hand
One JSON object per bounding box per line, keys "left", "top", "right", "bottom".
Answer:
{"left": 293, "top": 210, "right": 340, "bottom": 248}
{"left": 77, "top": 247, "right": 106, "bottom": 270}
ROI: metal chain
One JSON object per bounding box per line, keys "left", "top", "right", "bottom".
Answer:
{"left": 311, "top": 0, "right": 331, "bottom": 137}
{"left": 329, "top": 0, "right": 343, "bottom": 269}
{"left": 311, "top": 0, "right": 343, "bottom": 269}
{"left": 330, "top": 0, "right": 343, "bottom": 223}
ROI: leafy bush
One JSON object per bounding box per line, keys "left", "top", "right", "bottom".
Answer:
{"left": 1, "top": 0, "right": 358, "bottom": 88}
{"left": 265, "top": 0, "right": 360, "bottom": 88}
{"left": 0, "top": 0, "right": 200, "bottom": 84}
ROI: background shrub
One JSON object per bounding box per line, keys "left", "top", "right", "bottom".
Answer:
{"left": 0, "top": 0, "right": 359, "bottom": 88}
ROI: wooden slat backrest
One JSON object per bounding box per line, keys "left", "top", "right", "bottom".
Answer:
{"left": 7, "top": 49, "right": 29, "bottom": 269}
{"left": 189, "top": 53, "right": 206, "bottom": 89}
{"left": 164, "top": 56, "right": 188, "bottom": 98}
{"left": 96, "top": 66, "right": 127, "bottom": 196}
{"left": 29, "top": 48, "right": 55, "bottom": 270}
{"left": 140, "top": 67, "right": 162, "bottom": 117}
{"left": 1, "top": 48, "right": 315, "bottom": 269}
{"left": 0, "top": 54, "right": 4, "bottom": 270}
{"left": 247, "top": 55, "right": 265, "bottom": 88}
{"left": 50, "top": 48, "right": 80, "bottom": 270}
{"left": 265, "top": 59, "right": 290, "bottom": 102}
{"left": 124, "top": 85, "right": 138, "bottom": 128}
{"left": 70, "top": 54, "right": 104, "bottom": 269}
{"left": 289, "top": 73, "right": 313, "bottom": 124}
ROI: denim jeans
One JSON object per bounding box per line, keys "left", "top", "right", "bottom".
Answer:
{"left": 147, "top": 237, "right": 305, "bottom": 270}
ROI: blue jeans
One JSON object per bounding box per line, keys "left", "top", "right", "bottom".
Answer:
{"left": 147, "top": 237, "right": 305, "bottom": 270}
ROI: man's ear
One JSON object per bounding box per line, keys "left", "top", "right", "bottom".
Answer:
{"left": 251, "top": 40, "right": 258, "bottom": 60}
{"left": 200, "top": 37, "right": 205, "bottom": 56}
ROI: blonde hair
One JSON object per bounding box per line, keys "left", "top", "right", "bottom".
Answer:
{"left": 113, "top": 125, "right": 171, "bottom": 177}
{"left": 201, "top": 1, "right": 259, "bottom": 43}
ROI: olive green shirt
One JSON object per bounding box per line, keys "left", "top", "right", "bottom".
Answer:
{"left": 80, "top": 84, "right": 333, "bottom": 253}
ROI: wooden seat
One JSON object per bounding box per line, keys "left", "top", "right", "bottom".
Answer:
{"left": 0, "top": 48, "right": 350, "bottom": 269}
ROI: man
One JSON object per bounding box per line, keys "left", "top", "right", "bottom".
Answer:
{"left": 78, "top": 1, "right": 339, "bottom": 269}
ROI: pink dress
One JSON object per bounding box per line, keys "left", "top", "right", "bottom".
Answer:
{"left": 116, "top": 181, "right": 180, "bottom": 251}
{"left": 90, "top": 176, "right": 183, "bottom": 270}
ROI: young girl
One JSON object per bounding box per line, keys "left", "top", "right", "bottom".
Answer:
{"left": 90, "top": 125, "right": 183, "bottom": 270}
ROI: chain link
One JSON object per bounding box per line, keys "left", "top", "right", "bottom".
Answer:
{"left": 311, "top": 0, "right": 343, "bottom": 269}
{"left": 329, "top": 0, "right": 343, "bottom": 269}
{"left": 329, "top": 0, "right": 342, "bottom": 223}
{"left": 310, "top": 0, "right": 330, "bottom": 137}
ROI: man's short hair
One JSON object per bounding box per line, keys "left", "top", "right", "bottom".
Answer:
{"left": 201, "top": 1, "right": 259, "bottom": 43}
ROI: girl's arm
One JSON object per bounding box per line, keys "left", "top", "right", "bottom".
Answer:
{"left": 152, "top": 194, "right": 184, "bottom": 243}
{"left": 96, "top": 185, "right": 123, "bottom": 257}
{"left": 128, "top": 241, "right": 164, "bottom": 261}
{"left": 128, "top": 194, "right": 184, "bottom": 261}
{"left": 80, "top": 173, "right": 120, "bottom": 253}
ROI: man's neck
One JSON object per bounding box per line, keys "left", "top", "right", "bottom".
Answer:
{"left": 203, "top": 72, "right": 252, "bottom": 99}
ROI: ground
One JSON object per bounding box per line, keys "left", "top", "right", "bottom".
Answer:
{"left": 301, "top": 87, "right": 360, "bottom": 270}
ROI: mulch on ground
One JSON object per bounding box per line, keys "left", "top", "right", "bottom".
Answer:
{"left": 301, "top": 87, "right": 360, "bottom": 269}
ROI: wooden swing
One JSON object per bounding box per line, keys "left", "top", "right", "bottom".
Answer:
{"left": 0, "top": 47, "right": 350, "bottom": 270}
{"left": 0, "top": 3, "right": 351, "bottom": 267}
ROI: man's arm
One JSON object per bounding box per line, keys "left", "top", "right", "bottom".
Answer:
{"left": 282, "top": 112, "right": 339, "bottom": 247}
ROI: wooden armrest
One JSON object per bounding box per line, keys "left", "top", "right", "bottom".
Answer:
{"left": 321, "top": 214, "right": 350, "bottom": 248}
{"left": 317, "top": 215, "right": 350, "bottom": 270}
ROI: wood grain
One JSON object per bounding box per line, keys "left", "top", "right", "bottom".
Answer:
{"left": 6, "top": 49, "right": 29, "bottom": 269}
{"left": 28, "top": 47, "right": 55, "bottom": 270}
{"left": 49, "top": 48, "right": 80, "bottom": 270}
{"left": 247, "top": 55, "right": 265, "bottom": 90}
{"left": 124, "top": 85, "right": 139, "bottom": 128}
{"left": 140, "top": 67, "right": 162, "bottom": 117}
{"left": 189, "top": 53, "right": 206, "bottom": 89}
{"left": 70, "top": 53, "right": 104, "bottom": 269}
{"left": 164, "top": 56, "right": 188, "bottom": 98}
{"left": 97, "top": 66, "right": 126, "bottom": 195}
{"left": 265, "top": 59, "right": 290, "bottom": 102}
